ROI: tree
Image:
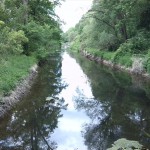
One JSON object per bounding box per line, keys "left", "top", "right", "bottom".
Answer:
{"left": 0, "top": 0, "right": 62, "bottom": 59}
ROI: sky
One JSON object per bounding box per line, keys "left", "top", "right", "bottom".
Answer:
{"left": 51, "top": 52, "right": 92, "bottom": 150}
{"left": 55, "top": 0, "right": 93, "bottom": 32}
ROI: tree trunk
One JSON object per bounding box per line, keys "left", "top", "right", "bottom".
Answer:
{"left": 22, "top": 0, "right": 28, "bottom": 24}
{"left": 117, "top": 12, "right": 128, "bottom": 41}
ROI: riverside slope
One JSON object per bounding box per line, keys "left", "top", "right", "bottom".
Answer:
{"left": 0, "top": 64, "right": 38, "bottom": 118}
{"left": 81, "top": 50, "right": 150, "bottom": 80}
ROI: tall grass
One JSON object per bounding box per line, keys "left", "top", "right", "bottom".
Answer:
{"left": 0, "top": 55, "right": 37, "bottom": 96}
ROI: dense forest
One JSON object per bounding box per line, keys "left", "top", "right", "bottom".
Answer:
{"left": 0, "top": 0, "right": 62, "bottom": 96}
{"left": 65, "top": 0, "right": 150, "bottom": 74}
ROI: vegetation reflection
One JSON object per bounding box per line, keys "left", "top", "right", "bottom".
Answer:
{"left": 73, "top": 53, "right": 150, "bottom": 149}
{"left": 0, "top": 54, "right": 67, "bottom": 150}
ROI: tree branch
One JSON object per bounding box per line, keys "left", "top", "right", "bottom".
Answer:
{"left": 87, "top": 9, "right": 105, "bottom": 14}
{"left": 85, "top": 14, "right": 115, "bottom": 31}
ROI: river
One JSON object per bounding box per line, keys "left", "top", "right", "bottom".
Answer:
{"left": 0, "top": 52, "right": 150, "bottom": 149}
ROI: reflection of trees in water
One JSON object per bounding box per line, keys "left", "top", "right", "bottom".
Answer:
{"left": 73, "top": 54, "right": 150, "bottom": 149}
{"left": 0, "top": 97, "right": 66, "bottom": 150}
{"left": 75, "top": 89, "right": 150, "bottom": 149}
{"left": 0, "top": 54, "right": 67, "bottom": 150}
{"left": 75, "top": 92, "right": 117, "bottom": 150}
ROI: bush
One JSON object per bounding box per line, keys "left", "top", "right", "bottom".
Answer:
{"left": 143, "top": 50, "right": 150, "bottom": 73}
{"left": 118, "top": 32, "right": 150, "bottom": 55}
{"left": 107, "top": 138, "right": 143, "bottom": 150}
{"left": 8, "top": 30, "right": 28, "bottom": 54}
{"left": 146, "top": 59, "right": 150, "bottom": 73}
{"left": 0, "top": 20, "right": 5, "bottom": 27}
{"left": 97, "top": 31, "right": 119, "bottom": 51}
{"left": 0, "top": 26, "right": 28, "bottom": 56}
{"left": 23, "top": 21, "right": 61, "bottom": 58}
{"left": 70, "top": 36, "right": 81, "bottom": 52}
{"left": 112, "top": 47, "right": 132, "bottom": 67}
{"left": 128, "top": 36, "right": 148, "bottom": 54}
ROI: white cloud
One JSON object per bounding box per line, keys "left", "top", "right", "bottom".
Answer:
{"left": 56, "top": 0, "right": 93, "bottom": 32}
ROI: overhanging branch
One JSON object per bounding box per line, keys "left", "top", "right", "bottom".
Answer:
{"left": 87, "top": 9, "right": 105, "bottom": 14}
{"left": 85, "top": 15, "right": 115, "bottom": 31}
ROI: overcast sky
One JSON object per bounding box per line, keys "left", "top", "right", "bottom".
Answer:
{"left": 56, "top": 0, "right": 93, "bottom": 32}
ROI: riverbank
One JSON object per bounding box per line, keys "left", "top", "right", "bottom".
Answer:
{"left": 0, "top": 63, "right": 38, "bottom": 118}
{"left": 81, "top": 50, "right": 150, "bottom": 80}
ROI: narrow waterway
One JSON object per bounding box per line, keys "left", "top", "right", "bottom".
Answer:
{"left": 0, "top": 52, "right": 150, "bottom": 149}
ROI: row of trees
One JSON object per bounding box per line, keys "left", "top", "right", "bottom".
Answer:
{"left": 0, "top": 0, "right": 62, "bottom": 61}
{"left": 65, "top": 0, "right": 150, "bottom": 71}
{"left": 0, "top": 0, "right": 63, "bottom": 96}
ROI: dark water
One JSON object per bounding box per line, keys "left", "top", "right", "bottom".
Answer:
{"left": 0, "top": 52, "right": 150, "bottom": 150}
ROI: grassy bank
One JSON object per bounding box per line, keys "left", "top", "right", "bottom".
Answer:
{"left": 68, "top": 42, "right": 150, "bottom": 76}
{"left": 0, "top": 55, "right": 37, "bottom": 96}
{"left": 85, "top": 48, "right": 132, "bottom": 68}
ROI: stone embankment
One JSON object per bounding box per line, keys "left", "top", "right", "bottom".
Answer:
{"left": 0, "top": 64, "right": 38, "bottom": 117}
{"left": 81, "top": 50, "right": 150, "bottom": 79}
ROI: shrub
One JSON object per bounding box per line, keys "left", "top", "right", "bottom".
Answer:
{"left": 8, "top": 30, "right": 28, "bottom": 54}
{"left": 143, "top": 49, "right": 150, "bottom": 73}
{"left": 107, "top": 138, "right": 143, "bottom": 150}
{"left": 117, "top": 32, "right": 150, "bottom": 55}
{"left": 112, "top": 47, "right": 132, "bottom": 67}
{"left": 70, "top": 36, "right": 81, "bottom": 52}
{"left": 0, "top": 27, "right": 28, "bottom": 56}
{"left": 97, "top": 31, "right": 119, "bottom": 51}
{"left": 0, "top": 20, "right": 4, "bottom": 27}
{"left": 23, "top": 21, "right": 61, "bottom": 58}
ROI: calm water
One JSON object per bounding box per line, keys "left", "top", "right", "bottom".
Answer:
{"left": 0, "top": 52, "right": 150, "bottom": 149}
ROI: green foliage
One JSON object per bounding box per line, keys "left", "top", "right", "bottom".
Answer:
{"left": 65, "top": 0, "right": 150, "bottom": 74}
{"left": 0, "top": 0, "right": 62, "bottom": 95}
{"left": 143, "top": 50, "right": 150, "bottom": 73}
{"left": 118, "top": 54, "right": 133, "bottom": 67}
{"left": 1, "top": 0, "right": 62, "bottom": 58}
{"left": 0, "top": 55, "right": 36, "bottom": 96}
{"left": 23, "top": 21, "right": 61, "bottom": 59}
{"left": 145, "top": 61, "right": 150, "bottom": 74}
{"left": 86, "top": 48, "right": 114, "bottom": 60}
{"left": 87, "top": 48, "right": 104, "bottom": 57}
{"left": 111, "top": 31, "right": 150, "bottom": 67}
{"left": 70, "top": 36, "right": 81, "bottom": 52}
{"left": 65, "top": 27, "right": 78, "bottom": 43}
{"left": 0, "top": 20, "right": 5, "bottom": 26}
{"left": 96, "top": 31, "right": 118, "bottom": 51}
{"left": 102, "top": 51, "right": 115, "bottom": 60}
{"left": 0, "top": 26, "right": 28, "bottom": 57}
{"left": 23, "top": 21, "right": 48, "bottom": 55}
{"left": 8, "top": 30, "right": 28, "bottom": 54}
{"left": 112, "top": 47, "right": 132, "bottom": 67}
{"left": 138, "top": 0, "right": 150, "bottom": 30}
{"left": 107, "top": 138, "right": 143, "bottom": 150}
{"left": 120, "top": 32, "right": 150, "bottom": 54}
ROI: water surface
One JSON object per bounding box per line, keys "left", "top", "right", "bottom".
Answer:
{"left": 0, "top": 52, "right": 150, "bottom": 149}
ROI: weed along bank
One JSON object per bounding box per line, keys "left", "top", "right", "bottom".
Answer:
{"left": 81, "top": 50, "right": 150, "bottom": 79}
{"left": 0, "top": 64, "right": 38, "bottom": 117}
